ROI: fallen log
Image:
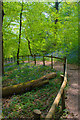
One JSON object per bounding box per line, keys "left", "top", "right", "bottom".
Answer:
{"left": 2, "top": 72, "right": 57, "bottom": 97}
{"left": 2, "top": 80, "right": 49, "bottom": 98}
{"left": 37, "top": 72, "right": 57, "bottom": 81}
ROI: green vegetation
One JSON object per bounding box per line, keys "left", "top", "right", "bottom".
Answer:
{"left": 67, "top": 47, "right": 78, "bottom": 65}
{"left": 2, "top": 1, "right": 78, "bottom": 119}
{"left": 3, "top": 2, "right": 78, "bottom": 64}
{"left": 3, "top": 62, "right": 60, "bottom": 87}
{"left": 2, "top": 62, "right": 62, "bottom": 119}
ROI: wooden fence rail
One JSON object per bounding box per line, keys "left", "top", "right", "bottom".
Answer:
{"left": 33, "top": 58, "right": 67, "bottom": 120}
{"left": 4, "top": 55, "right": 65, "bottom": 70}
{"left": 4, "top": 55, "right": 64, "bottom": 62}
{"left": 51, "top": 55, "right": 53, "bottom": 69}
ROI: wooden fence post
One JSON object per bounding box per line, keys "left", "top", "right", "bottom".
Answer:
{"left": 60, "top": 75, "right": 65, "bottom": 111}
{"left": 28, "top": 55, "right": 30, "bottom": 63}
{"left": 11, "top": 57, "right": 13, "bottom": 62}
{"left": 8, "top": 58, "right": 9, "bottom": 62}
{"left": 64, "top": 57, "right": 66, "bottom": 76}
{"left": 51, "top": 55, "right": 53, "bottom": 69}
{"left": 9, "top": 58, "right": 11, "bottom": 62}
{"left": 43, "top": 56, "right": 45, "bottom": 66}
{"left": 9, "top": 57, "right": 11, "bottom": 62}
{"left": 34, "top": 54, "right": 36, "bottom": 65}
{"left": 14, "top": 56, "right": 15, "bottom": 62}
{"left": 33, "top": 109, "right": 41, "bottom": 120}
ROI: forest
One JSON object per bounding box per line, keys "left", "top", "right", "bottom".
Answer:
{"left": 3, "top": 1, "right": 78, "bottom": 63}
{"left": 1, "top": 1, "right": 79, "bottom": 120}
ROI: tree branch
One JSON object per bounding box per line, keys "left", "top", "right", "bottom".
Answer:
{"left": 58, "top": 0, "right": 63, "bottom": 4}
{"left": 26, "top": 37, "right": 33, "bottom": 57}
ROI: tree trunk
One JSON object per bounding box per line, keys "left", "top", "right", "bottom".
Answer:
{"left": 55, "top": 0, "right": 59, "bottom": 24}
{"left": 2, "top": 72, "right": 57, "bottom": 97}
{"left": 17, "top": 1, "right": 23, "bottom": 65}
{"left": 54, "top": 0, "right": 59, "bottom": 47}
{"left": 26, "top": 37, "right": 33, "bottom": 57}
{"left": 2, "top": 2, "right": 5, "bottom": 76}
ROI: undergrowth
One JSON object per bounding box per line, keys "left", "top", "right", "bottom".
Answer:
{"left": 2, "top": 78, "right": 62, "bottom": 119}
{"left": 2, "top": 62, "right": 63, "bottom": 119}
{"left": 3, "top": 62, "right": 62, "bottom": 87}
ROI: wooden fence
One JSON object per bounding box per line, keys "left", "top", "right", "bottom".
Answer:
{"left": 33, "top": 57, "right": 67, "bottom": 120}
{"left": 4, "top": 55, "right": 64, "bottom": 69}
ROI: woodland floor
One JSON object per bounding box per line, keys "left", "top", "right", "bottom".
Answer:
{"left": 2, "top": 60, "right": 79, "bottom": 120}
{"left": 24, "top": 60, "right": 79, "bottom": 119}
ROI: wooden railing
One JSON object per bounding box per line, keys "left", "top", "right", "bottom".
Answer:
{"left": 33, "top": 57, "right": 67, "bottom": 120}
{"left": 4, "top": 55, "right": 64, "bottom": 69}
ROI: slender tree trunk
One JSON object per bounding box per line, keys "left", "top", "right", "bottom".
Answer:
{"left": 2, "top": 2, "right": 5, "bottom": 75}
{"left": 55, "top": 0, "right": 59, "bottom": 24}
{"left": 54, "top": 0, "right": 59, "bottom": 46}
{"left": 26, "top": 37, "right": 33, "bottom": 57}
{"left": 17, "top": 1, "right": 23, "bottom": 65}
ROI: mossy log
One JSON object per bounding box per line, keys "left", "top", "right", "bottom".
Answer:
{"left": 37, "top": 72, "right": 57, "bottom": 81}
{"left": 2, "top": 72, "right": 57, "bottom": 97}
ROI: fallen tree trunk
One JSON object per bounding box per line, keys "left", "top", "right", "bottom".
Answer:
{"left": 37, "top": 72, "right": 57, "bottom": 81}
{"left": 2, "top": 80, "right": 49, "bottom": 98}
{"left": 2, "top": 72, "right": 57, "bottom": 97}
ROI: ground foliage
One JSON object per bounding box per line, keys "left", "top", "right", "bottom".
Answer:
{"left": 3, "top": 62, "right": 59, "bottom": 87}
{"left": 2, "top": 62, "right": 63, "bottom": 119}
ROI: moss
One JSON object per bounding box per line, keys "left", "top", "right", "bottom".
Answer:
{"left": 2, "top": 72, "right": 56, "bottom": 97}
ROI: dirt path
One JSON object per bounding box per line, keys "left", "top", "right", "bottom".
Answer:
{"left": 65, "top": 64, "right": 79, "bottom": 119}
{"left": 53, "top": 61, "right": 79, "bottom": 119}
{"left": 25, "top": 60, "right": 79, "bottom": 119}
